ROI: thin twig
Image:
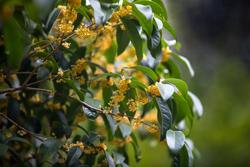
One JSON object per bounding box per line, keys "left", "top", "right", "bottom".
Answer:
{"left": 0, "top": 113, "right": 46, "bottom": 141}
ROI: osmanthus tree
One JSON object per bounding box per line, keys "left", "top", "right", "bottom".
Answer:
{"left": 0, "top": 0, "right": 203, "bottom": 166}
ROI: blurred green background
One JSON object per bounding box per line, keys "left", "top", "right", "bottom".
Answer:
{"left": 130, "top": 0, "right": 250, "bottom": 166}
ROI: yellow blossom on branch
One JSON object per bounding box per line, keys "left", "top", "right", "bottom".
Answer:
{"left": 147, "top": 85, "right": 161, "bottom": 97}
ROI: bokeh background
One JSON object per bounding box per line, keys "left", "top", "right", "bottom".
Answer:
{"left": 130, "top": 0, "right": 250, "bottom": 166}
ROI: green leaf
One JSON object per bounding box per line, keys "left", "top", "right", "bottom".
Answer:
{"left": 102, "top": 115, "right": 116, "bottom": 141}
{"left": 164, "top": 78, "right": 188, "bottom": 97}
{"left": 105, "top": 40, "right": 117, "bottom": 63}
{"left": 156, "top": 97, "right": 172, "bottom": 140}
{"left": 178, "top": 144, "right": 193, "bottom": 167}
{"left": 134, "top": 65, "right": 158, "bottom": 82}
{"left": 157, "top": 82, "right": 175, "bottom": 101}
{"left": 188, "top": 91, "right": 203, "bottom": 118}
{"left": 65, "top": 79, "right": 85, "bottom": 100}
{"left": 147, "top": 26, "right": 162, "bottom": 58}
{"left": 162, "top": 59, "right": 181, "bottom": 78}
{"left": 103, "top": 86, "right": 113, "bottom": 106}
{"left": 134, "top": 0, "right": 167, "bottom": 20}
{"left": 39, "top": 138, "right": 61, "bottom": 162}
{"left": 161, "top": 18, "right": 177, "bottom": 39}
{"left": 151, "top": 0, "right": 168, "bottom": 19}
{"left": 130, "top": 77, "right": 147, "bottom": 91}
{"left": 132, "top": 4, "right": 153, "bottom": 35}
{"left": 122, "top": 18, "right": 143, "bottom": 61}
{"left": 166, "top": 130, "right": 185, "bottom": 154}
{"left": 119, "top": 123, "right": 132, "bottom": 138}
{"left": 171, "top": 52, "right": 195, "bottom": 77}
{"left": 66, "top": 147, "right": 82, "bottom": 166}
{"left": 3, "top": 18, "right": 24, "bottom": 70}
{"left": 105, "top": 151, "right": 116, "bottom": 167}
{"left": 173, "top": 94, "right": 190, "bottom": 123}
{"left": 116, "top": 26, "right": 130, "bottom": 55}
{"left": 130, "top": 132, "right": 141, "bottom": 162}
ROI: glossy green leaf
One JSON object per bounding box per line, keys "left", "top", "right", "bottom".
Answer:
{"left": 39, "top": 138, "right": 61, "bottom": 162}
{"left": 173, "top": 94, "right": 190, "bottom": 123}
{"left": 130, "top": 77, "right": 147, "bottom": 91}
{"left": 157, "top": 82, "right": 175, "bottom": 101}
{"left": 164, "top": 78, "right": 188, "bottom": 97}
{"left": 130, "top": 132, "right": 142, "bottom": 162}
{"left": 147, "top": 26, "right": 162, "bottom": 58}
{"left": 134, "top": 65, "right": 158, "bottom": 82}
{"left": 132, "top": 4, "right": 153, "bottom": 35}
{"left": 162, "top": 59, "right": 181, "bottom": 78}
{"left": 105, "top": 40, "right": 117, "bottom": 63}
{"left": 151, "top": 0, "right": 168, "bottom": 19}
{"left": 179, "top": 144, "right": 194, "bottom": 167}
{"left": 119, "top": 123, "right": 132, "bottom": 138}
{"left": 156, "top": 97, "right": 172, "bottom": 140}
{"left": 166, "top": 130, "right": 185, "bottom": 154}
{"left": 134, "top": 0, "right": 167, "bottom": 20}
{"left": 162, "top": 18, "right": 177, "bottom": 39}
{"left": 171, "top": 52, "right": 195, "bottom": 77}
{"left": 122, "top": 18, "right": 143, "bottom": 61}
{"left": 66, "top": 147, "right": 82, "bottom": 166}
{"left": 188, "top": 91, "right": 203, "bottom": 117}
{"left": 116, "top": 26, "right": 130, "bottom": 55}
{"left": 3, "top": 18, "right": 24, "bottom": 70}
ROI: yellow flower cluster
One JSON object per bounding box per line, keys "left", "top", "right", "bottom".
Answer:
{"left": 64, "top": 141, "right": 107, "bottom": 154}
{"left": 127, "top": 99, "right": 137, "bottom": 113}
{"left": 57, "top": 68, "right": 64, "bottom": 77}
{"left": 29, "top": 94, "right": 41, "bottom": 104}
{"left": 137, "top": 96, "right": 149, "bottom": 105}
{"left": 49, "top": 3, "right": 77, "bottom": 41}
{"left": 92, "top": 24, "right": 115, "bottom": 53}
{"left": 71, "top": 58, "right": 87, "bottom": 77}
{"left": 47, "top": 101, "right": 62, "bottom": 110}
{"left": 147, "top": 85, "right": 161, "bottom": 97}
{"left": 57, "top": 5, "right": 77, "bottom": 35}
{"left": 109, "top": 5, "right": 133, "bottom": 24}
{"left": 161, "top": 47, "right": 172, "bottom": 63}
{"left": 108, "top": 78, "right": 131, "bottom": 108}
{"left": 75, "top": 24, "right": 97, "bottom": 39}
{"left": 17, "top": 130, "right": 27, "bottom": 136}
{"left": 62, "top": 42, "right": 71, "bottom": 48}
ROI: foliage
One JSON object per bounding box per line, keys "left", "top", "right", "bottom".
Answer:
{"left": 0, "top": 0, "right": 202, "bottom": 166}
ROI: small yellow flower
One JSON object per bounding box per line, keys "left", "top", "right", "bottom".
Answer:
{"left": 75, "top": 24, "right": 97, "bottom": 39}
{"left": 71, "top": 58, "right": 87, "bottom": 76}
{"left": 98, "top": 143, "right": 107, "bottom": 151}
{"left": 127, "top": 99, "right": 137, "bottom": 113}
{"left": 57, "top": 68, "right": 64, "bottom": 77}
{"left": 62, "top": 42, "right": 71, "bottom": 48}
{"left": 34, "top": 47, "right": 44, "bottom": 53}
{"left": 147, "top": 85, "right": 161, "bottom": 96}
{"left": 161, "top": 47, "right": 172, "bottom": 62}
